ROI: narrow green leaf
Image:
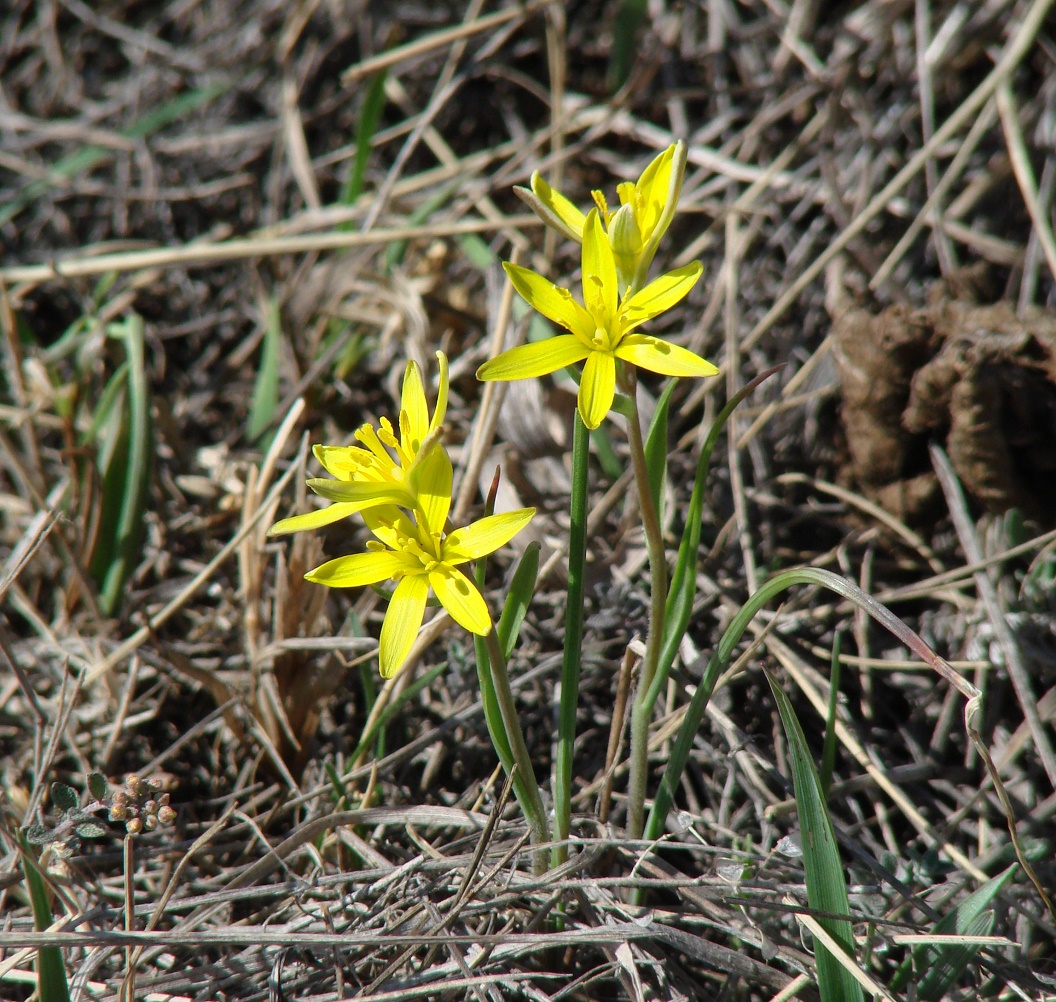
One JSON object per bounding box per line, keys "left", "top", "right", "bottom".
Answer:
{"left": 17, "top": 834, "right": 72, "bottom": 1002}
{"left": 346, "top": 662, "right": 447, "bottom": 767}
{"left": 51, "top": 784, "right": 78, "bottom": 811}
{"left": 821, "top": 633, "right": 842, "bottom": 798}
{"left": 338, "top": 69, "right": 388, "bottom": 223}
{"left": 766, "top": 672, "right": 865, "bottom": 1002}
{"left": 87, "top": 772, "right": 107, "bottom": 801}
{"left": 607, "top": 0, "right": 647, "bottom": 92}
{"left": 473, "top": 551, "right": 515, "bottom": 775}
{"left": 892, "top": 863, "right": 1017, "bottom": 996}
{"left": 916, "top": 911, "right": 995, "bottom": 1000}
{"left": 384, "top": 184, "right": 455, "bottom": 270}
{"left": 458, "top": 233, "right": 497, "bottom": 270}
{"left": 247, "top": 296, "right": 282, "bottom": 443}
{"left": 643, "top": 378, "right": 675, "bottom": 520}
{"left": 643, "top": 366, "right": 784, "bottom": 718}
{"left": 498, "top": 542, "right": 540, "bottom": 660}
{"left": 590, "top": 421, "right": 622, "bottom": 480}
{"left": 93, "top": 315, "right": 154, "bottom": 615}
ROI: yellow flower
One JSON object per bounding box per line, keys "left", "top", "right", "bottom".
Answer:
{"left": 269, "top": 352, "right": 449, "bottom": 536}
{"left": 477, "top": 210, "right": 716, "bottom": 430}
{"left": 304, "top": 447, "right": 535, "bottom": 678}
{"left": 516, "top": 141, "right": 687, "bottom": 294}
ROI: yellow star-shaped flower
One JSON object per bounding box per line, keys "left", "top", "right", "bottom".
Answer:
{"left": 303, "top": 448, "right": 535, "bottom": 678}
{"left": 517, "top": 141, "right": 687, "bottom": 294}
{"left": 477, "top": 210, "right": 716, "bottom": 430}
{"left": 269, "top": 352, "right": 449, "bottom": 536}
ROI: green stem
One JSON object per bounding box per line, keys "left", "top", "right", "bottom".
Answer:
{"left": 483, "top": 628, "right": 549, "bottom": 875}
{"left": 552, "top": 411, "right": 590, "bottom": 867}
{"left": 623, "top": 368, "right": 669, "bottom": 838}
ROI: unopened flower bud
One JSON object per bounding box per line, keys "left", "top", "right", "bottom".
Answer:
{"left": 144, "top": 815, "right": 158, "bottom": 832}
{"left": 158, "top": 805, "right": 176, "bottom": 825}
{"left": 126, "top": 817, "right": 143, "bottom": 835}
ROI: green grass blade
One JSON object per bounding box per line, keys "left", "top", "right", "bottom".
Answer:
{"left": 916, "top": 911, "right": 996, "bottom": 1000}
{"left": 247, "top": 296, "right": 282, "bottom": 443}
{"left": 90, "top": 315, "right": 154, "bottom": 616}
{"left": 17, "top": 833, "right": 71, "bottom": 1002}
{"left": 765, "top": 672, "right": 865, "bottom": 1002}
{"left": 643, "top": 378, "right": 675, "bottom": 521}
{"left": 821, "top": 632, "right": 842, "bottom": 798}
{"left": 498, "top": 541, "right": 540, "bottom": 660}
{"left": 607, "top": 0, "right": 647, "bottom": 91}
{"left": 892, "top": 862, "right": 1016, "bottom": 997}
{"left": 345, "top": 661, "right": 447, "bottom": 769}
{"left": 338, "top": 69, "right": 388, "bottom": 228}
{"left": 642, "top": 366, "right": 783, "bottom": 717}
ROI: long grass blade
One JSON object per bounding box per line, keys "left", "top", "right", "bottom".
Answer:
{"left": 17, "top": 833, "right": 71, "bottom": 1002}
{"left": 766, "top": 672, "right": 865, "bottom": 1002}
{"left": 247, "top": 296, "right": 282, "bottom": 443}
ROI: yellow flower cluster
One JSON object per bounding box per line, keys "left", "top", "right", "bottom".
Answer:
{"left": 479, "top": 142, "right": 717, "bottom": 429}
{"left": 270, "top": 352, "right": 534, "bottom": 678}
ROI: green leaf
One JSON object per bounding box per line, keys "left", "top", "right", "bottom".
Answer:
{"left": 766, "top": 672, "right": 864, "bottom": 1002}
{"left": 247, "top": 296, "right": 282, "bottom": 443}
{"left": 892, "top": 863, "right": 1017, "bottom": 997}
{"left": 346, "top": 662, "right": 447, "bottom": 767}
{"left": 643, "top": 378, "right": 675, "bottom": 520}
{"left": 821, "top": 633, "right": 842, "bottom": 798}
{"left": 916, "top": 911, "right": 995, "bottom": 1000}
{"left": 51, "top": 784, "right": 78, "bottom": 811}
{"left": 643, "top": 366, "right": 784, "bottom": 718}
{"left": 384, "top": 184, "right": 455, "bottom": 271}
{"left": 23, "top": 825, "right": 55, "bottom": 845}
{"left": 338, "top": 69, "right": 388, "bottom": 225}
{"left": 607, "top": 0, "right": 647, "bottom": 92}
{"left": 497, "top": 542, "right": 540, "bottom": 660}
{"left": 17, "top": 833, "right": 72, "bottom": 1002}
{"left": 87, "top": 772, "right": 107, "bottom": 801}
{"left": 458, "top": 233, "right": 497, "bottom": 270}
{"left": 74, "top": 822, "right": 108, "bottom": 839}
{"left": 90, "top": 314, "right": 154, "bottom": 616}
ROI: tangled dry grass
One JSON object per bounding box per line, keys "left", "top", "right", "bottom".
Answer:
{"left": 2, "top": 0, "right": 1056, "bottom": 998}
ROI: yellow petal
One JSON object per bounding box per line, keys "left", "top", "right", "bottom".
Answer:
{"left": 582, "top": 210, "right": 617, "bottom": 322}
{"left": 307, "top": 478, "right": 411, "bottom": 507}
{"left": 444, "top": 508, "right": 536, "bottom": 563}
{"left": 502, "top": 262, "right": 593, "bottom": 337}
{"left": 430, "top": 350, "right": 449, "bottom": 433}
{"left": 365, "top": 506, "right": 415, "bottom": 546}
{"left": 314, "top": 444, "right": 366, "bottom": 480}
{"left": 578, "top": 350, "right": 616, "bottom": 429}
{"left": 635, "top": 144, "right": 677, "bottom": 237}
{"left": 379, "top": 574, "right": 430, "bottom": 678}
{"left": 621, "top": 261, "right": 702, "bottom": 331}
{"left": 616, "top": 335, "right": 719, "bottom": 377}
{"left": 526, "top": 172, "right": 586, "bottom": 241}
{"left": 305, "top": 550, "right": 407, "bottom": 588}
{"left": 268, "top": 502, "right": 360, "bottom": 536}
{"left": 412, "top": 444, "right": 452, "bottom": 534}
{"left": 400, "top": 359, "right": 428, "bottom": 454}
{"left": 476, "top": 336, "right": 590, "bottom": 382}
{"left": 431, "top": 566, "right": 491, "bottom": 635}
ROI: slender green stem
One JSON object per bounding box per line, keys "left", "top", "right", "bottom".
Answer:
{"left": 483, "top": 628, "right": 549, "bottom": 875}
{"left": 622, "top": 368, "right": 669, "bottom": 838}
{"left": 552, "top": 411, "right": 590, "bottom": 867}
